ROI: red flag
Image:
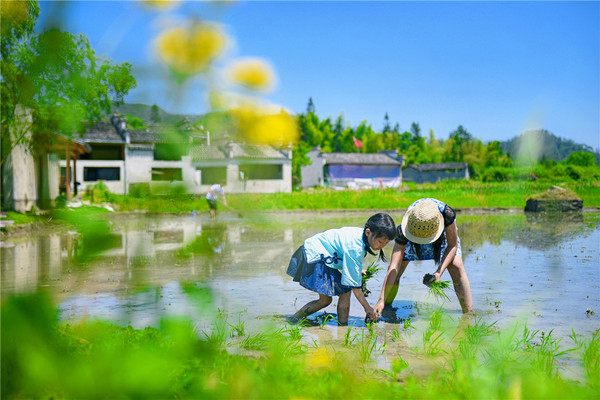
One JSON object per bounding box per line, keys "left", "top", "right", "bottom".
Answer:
{"left": 353, "top": 136, "right": 363, "bottom": 149}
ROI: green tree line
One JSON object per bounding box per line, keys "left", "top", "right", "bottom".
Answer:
{"left": 292, "top": 98, "right": 599, "bottom": 186}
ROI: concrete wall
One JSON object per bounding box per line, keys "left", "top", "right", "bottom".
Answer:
{"left": 126, "top": 148, "right": 153, "bottom": 184}
{"left": 195, "top": 160, "right": 292, "bottom": 195}
{"left": 1, "top": 110, "right": 37, "bottom": 212}
{"left": 300, "top": 148, "right": 324, "bottom": 188}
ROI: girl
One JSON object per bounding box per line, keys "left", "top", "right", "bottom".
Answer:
{"left": 373, "top": 198, "right": 473, "bottom": 317}
{"left": 287, "top": 213, "right": 396, "bottom": 325}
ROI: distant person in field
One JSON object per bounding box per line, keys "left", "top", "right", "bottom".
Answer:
{"left": 206, "top": 183, "right": 227, "bottom": 219}
{"left": 287, "top": 213, "right": 396, "bottom": 325}
{"left": 373, "top": 198, "right": 473, "bottom": 318}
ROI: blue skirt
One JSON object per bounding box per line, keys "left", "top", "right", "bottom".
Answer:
{"left": 286, "top": 245, "right": 351, "bottom": 297}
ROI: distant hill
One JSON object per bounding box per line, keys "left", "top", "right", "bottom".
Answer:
{"left": 499, "top": 129, "right": 600, "bottom": 164}
{"left": 114, "top": 103, "right": 599, "bottom": 163}
{"left": 112, "top": 103, "right": 203, "bottom": 125}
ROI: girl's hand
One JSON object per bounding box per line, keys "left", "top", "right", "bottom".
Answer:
{"left": 364, "top": 306, "right": 375, "bottom": 323}
{"left": 373, "top": 300, "right": 385, "bottom": 319}
{"left": 423, "top": 272, "right": 440, "bottom": 285}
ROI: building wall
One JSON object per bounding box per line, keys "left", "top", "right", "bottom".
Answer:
{"left": 61, "top": 159, "right": 127, "bottom": 194}
{"left": 403, "top": 167, "right": 469, "bottom": 184}
{"left": 195, "top": 160, "right": 292, "bottom": 194}
{"left": 300, "top": 149, "right": 324, "bottom": 188}
{"left": 126, "top": 148, "right": 153, "bottom": 184}
{"left": 2, "top": 109, "right": 37, "bottom": 212}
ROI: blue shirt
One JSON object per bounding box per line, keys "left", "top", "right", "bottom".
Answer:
{"left": 303, "top": 227, "right": 366, "bottom": 288}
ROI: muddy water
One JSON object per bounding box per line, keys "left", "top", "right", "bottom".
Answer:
{"left": 2, "top": 210, "right": 599, "bottom": 363}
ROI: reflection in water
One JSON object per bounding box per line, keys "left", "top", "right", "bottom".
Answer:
{"left": 1, "top": 211, "right": 599, "bottom": 343}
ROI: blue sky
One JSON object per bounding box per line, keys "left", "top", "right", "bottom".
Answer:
{"left": 39, "top": 1, "right": 599, "bottom": 149}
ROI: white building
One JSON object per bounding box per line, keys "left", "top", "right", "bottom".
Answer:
{"left": 59, "top": 114, "right": 292, "bottom": 195}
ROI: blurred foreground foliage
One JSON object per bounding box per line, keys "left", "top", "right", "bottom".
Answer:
{"left": 2, "top": 291, "right": 599, "bottom": 399}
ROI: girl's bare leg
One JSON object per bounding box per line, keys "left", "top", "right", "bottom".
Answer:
{"left": 336, "top": 291, "right": 351, "bottom": 325}
{"left": 384, "top": 261, "right": 410, "bottom": 305}
{"left": 446, "top": 255, "right": 473, "bottom": 313}
{"left": 293, "top": 294, "right": 332, "bottom": 320}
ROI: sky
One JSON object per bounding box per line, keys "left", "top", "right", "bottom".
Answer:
{"left": 38, "top": 1, "right": 600, "bottom": 150}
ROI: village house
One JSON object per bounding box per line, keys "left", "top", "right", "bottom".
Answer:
{"left": 1, "top": 107, "right": 90, "bottom": 212}
{"left": 403, "top": 162, "right": 470, "bottom": 183}
{"left": 59, "top": 114, "right": 292, "bottom": 196}
{"left": 301, "top": 147, "right": 405, "bottom": 189}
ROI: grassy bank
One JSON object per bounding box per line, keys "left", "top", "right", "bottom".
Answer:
{"left": 111, "top": 181, "right": 600, "bottom": 213}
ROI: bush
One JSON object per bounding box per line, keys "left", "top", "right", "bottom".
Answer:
{"left": 129, "top": 183, "right": 151, "bottom": 198}
{"left": 480, "top": 167, "right": 513, "bottom": 182}
{"left": 88, "top": 181, "right": 114, "bottom": 203}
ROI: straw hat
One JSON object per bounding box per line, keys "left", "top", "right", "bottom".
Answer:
{"left": 401, "top": 199, "right": 444, "bottom": 244}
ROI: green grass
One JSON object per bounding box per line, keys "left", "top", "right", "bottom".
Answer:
{"left": 108, "top": 181, "right": 600, "bottom": 213}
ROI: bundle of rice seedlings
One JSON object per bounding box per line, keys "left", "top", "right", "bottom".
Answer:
{"left": 362, "top": 262, "right": 383, "bottom": 297}
{"left": 423, "top": 273, "right": 452, "bottom": 302}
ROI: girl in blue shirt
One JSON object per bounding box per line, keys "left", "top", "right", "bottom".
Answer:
{"left": 373, "top": 198, "right": 473, "bottom": 317}
{"left": 287, "top": 213, "right": 396, "bottom": 325}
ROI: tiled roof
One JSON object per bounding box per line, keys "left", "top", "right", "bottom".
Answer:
{"left": 128, "top": 143, "right": 153, "bottom": 151}
{"left": 81, "top": 120, "right": 124, "bottom": 143}
{"left": 406, "top": 162, "right": 468, "bottom": 171}
{"left": 322, "top": 152, "right": 402, "bottom": 165}
{"left": 190, "top": 145, "right": 227, "bottom": 161}
{"left": 228, "top": 143, "right": 288, "bottom": 159}
{"left": 190, "top": 143, "right": 289, "bottom": 162}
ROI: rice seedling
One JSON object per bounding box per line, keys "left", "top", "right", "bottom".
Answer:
{"left": 282, "top": 319, "right": 306, "bottom": 341}
{"left": 391, "top": 325, "right": 401, "bottom": 341}
{"left": 228, "top": 314, "right": 246, "bottom": 337}
{"left": 316, "top": 312, "right": 337, "bottom": 328}
{"left": 403, "top": 317, "right": 415, "bottom": 330}
{"left": 423, "top": 275, "right": 452, "bottom": 302}
{"left": 344, "top": 325, "right": 356, "bottom": 347}
{"left": 362, "top": 261, "right": 384, "bottom": 297}
{"left": 239, "top": 332, "right": 268, "bottom": 350}
{"left": 356, "top": 330, "right": 378, "bottom": 363}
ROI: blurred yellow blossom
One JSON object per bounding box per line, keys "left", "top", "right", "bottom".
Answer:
{"left": 227, "top": 58, "right": 276, "bottom": 92}
{"left": 155, "top": 22, "right": 227, "bottom": 76}
{"left": 231, "top": 104, "right": 298, "bottom": 147}
{"left": 139, "top": 0, "right": 179, "bottom": 9}
{"left": 305, "top": 347, "right": 331, "bottom": 369}
{"left": 0, "top": 0, "right": 29, "bottom": 25}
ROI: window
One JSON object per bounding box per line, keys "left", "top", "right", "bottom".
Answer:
{"left": 239, "top": 164, "right": 282, "bottom": 180}
{"left": 151, "top": 168, "right": 182, "bottom": 181}
{"left": 196, "top": 167, "right": 227, "bottom": 185}
{"left": 84, "top": 167, "right": 120, "bottom": 181}
{"left": 154, "top": 143, "right": 186, "bottom": 161}
{"left": 80, "top": 145, "right": 123, "bottom": 160}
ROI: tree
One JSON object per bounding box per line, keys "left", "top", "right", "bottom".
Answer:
{"left": 565, "top": 151, "right": 596, "bottom": 167}
{"left": 410, "top": 122, "right": 421, "bottom": 142}
{"left": 306, "top": 97, "right": 315, "bottom": 114}
{"left": 150, "top": 104, "right": 161, "bottom": 123}
{"left": 1, "top": 4, "right": 137, "bottom": 165}
{"left": 383, "top": 113, "right": 391, "bottom": 133}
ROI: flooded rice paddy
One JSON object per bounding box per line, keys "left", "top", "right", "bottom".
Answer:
{"left": 2, "top": 209, "right": 599, "bottom": 371}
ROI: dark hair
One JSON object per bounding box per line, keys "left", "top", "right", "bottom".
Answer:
{"left": 362, "top": 213, "right": 396, "bottom": 262}
{"left": 414, "top": 231, "right": 445, "bottom": 265}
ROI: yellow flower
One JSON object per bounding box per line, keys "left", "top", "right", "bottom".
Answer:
{"left": 227, "top": 58, "right": 276, "bottom": 92}
{"left": 305, "top": 347, "right": 331, "bottom": 369}
{"left": 231, "top": 105, "right": 298, "bottom": 147}
{"left": 139, "top": 0, "right": 179, "bottom": 9}
{"left": 0, "top": 0, "right": 29, "bottom": 25}
{"left": 156, "top": 22, "right": 227, "bottom": 76}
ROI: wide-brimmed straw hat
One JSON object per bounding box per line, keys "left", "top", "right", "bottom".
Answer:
{"left": 401, "top": 199, "right": 444, "bottom": 244}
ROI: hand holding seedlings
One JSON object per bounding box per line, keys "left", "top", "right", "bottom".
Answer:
{"left": 423, "top": 273, "right": 452, "bottom": 302}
